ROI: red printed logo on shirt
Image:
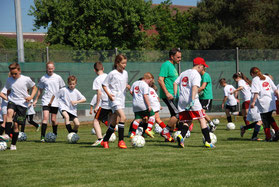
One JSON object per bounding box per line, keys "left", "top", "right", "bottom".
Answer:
{"left": 134, "top": 86, "right": 140, "bottom": 93}
{"left": 150, "top": 91, "right": 156, "bottom": 97}
{"left": 230, "top": 88, "right": 233, "bottom": 92}
{"left": 262, "top": 82, "right": 270, "bottom": 91}
{"left": 182, "top": 76, "right": 188, "bottom": 87}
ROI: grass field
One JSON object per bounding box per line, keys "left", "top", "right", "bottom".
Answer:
{"left": 1, "top": 116, "right": 279, "bottom": 187}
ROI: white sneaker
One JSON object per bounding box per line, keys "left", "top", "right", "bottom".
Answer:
{"left": 91, "top": 139, "right": 103, "bottom": 147}
{"left": 10, "top": 144, "right": 17, "bottom": 150}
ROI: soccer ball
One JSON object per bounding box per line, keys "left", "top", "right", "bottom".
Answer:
{"left": 226, "top": 122, "right": 235, "bottom": 130}
{"left": 131, "top": 135, "right": 145, "bottom": 148}
{"left": 67, "top": 132, "right": 80, "bottom": 144}
{"left": 103, "top": 133, "right": 116, "bottom": 142}
{"left": 213, "top": 119, "right": 220, "bottom": 125}
{"left": 18, "top": 132, "right": 27, "bottom": 141}
{"left": 45, "top": 132, "right": 56, "bottom": 143}
{"left": 154, "top": 123, "right": 162, "bottom": 134}
{"left": 136, "top": 127, "right": 144, "bottom": 136}
{"left": 172, "top": 131, "right": 181, "bottom": 142}
{"left": 0, "top": 141, "right": 7, "bottom": 151}
{"left": 203, "top": 132, "right": 217, "bottom": 145}
{"left": 91, "top": 128, "right": 96, "bottom": 135}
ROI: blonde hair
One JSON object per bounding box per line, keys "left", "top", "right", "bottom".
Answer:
{"left": 143, "top": 72, "right": 154, "bottom": 80}
{"left": 46, "top": 61, "right": 54, "bottom": 68}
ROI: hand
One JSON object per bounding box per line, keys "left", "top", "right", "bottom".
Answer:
{"left": 148, "top": 106, "right": 152, "bottom": 112}
{"left": 33, "top": 100, "right": 37, "bottom": 107}
{"left": 108, "top": 94, "right": 115, "bottom": 101}
{"left": 48, "top": 102, "right": 52, "bottom": 107}
{"left": 185, "top": 100, "right": 195, "bottom": 111}
{"left": 94, "top": 108, "right": 98, "bottom": 113}
{"left": 25, "top": 96, "right": 32, "bottom": 103}
{"left": 166, "top": 93, "right": 174, "bottom": 100}
{"left": 71, "top": 101, "right": 77, "bottom": 106}
{"left": 160, "top": 106, "right": 163, "bottom": 110}
{"left": 236, "top": 99, "right": 240, "bottom": 103}
{"left": 89, "top": 110, "right": 93, "bottom": 115}
{"left": 250, "top": 102, "right": 255, "bottom": 108}
{"left": 126, "top": 84, "right": 131, "bottom": 90}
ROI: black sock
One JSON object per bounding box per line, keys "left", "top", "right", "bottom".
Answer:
{"left": 12, "top": 132, "right": 19, "bottom": 145}
{"left": 52, "top": 125, "right": 58, "bottom": 135}
{"left": 118, "top": 122, "right": 125, "bottom": 141}
{"left": 98, "top": 138, "right": 102, "bottom": 141}
{"left": 142, "top": 122, "right": 148, "bottom": 133}
{"left": 243, "top": 121, "right": 257, "bottom": 130}
{"left": 29, "top": 120, "right": 39, "bottom": 128}
{"left": 65, "top": 124, "right": 72, "bottom": 133}
{"left": 227, "top": 116, "right": 232, "bottom": 122}
{"left": 103, "top": 125, "right": 115, "bottom": 141}
{"left": 177, "top": 122, "right": 184, "bottom": 131}
{"left": 41, "top": 123, "right": 47, "bottom": 137}
{"left": 252, "top": 124, "right": 261, "bottom": 139}
{"left": 181, "top": 124, "right": 189, "bottom": 138}
{"left": 21, "top": 124, "right": 26, "bottom": 132}
{"left": 72, "top": 129, "right": 78, "bottom": 133}
{"left": 0, "top": 125, "right": 5, "bottom": 135}
{"left": 129, "top": 121, "right": 134, "bottom": 133}
{"left": 202, "top": 128, "right": 211, "bottom": 143}
{"left": 5, "top": 122, "right": 12, "bottom": 137}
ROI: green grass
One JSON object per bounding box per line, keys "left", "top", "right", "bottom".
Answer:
{"left": 1, "top": 116, "right": 279, "bottom": 187}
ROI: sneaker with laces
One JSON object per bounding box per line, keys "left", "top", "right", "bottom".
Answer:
{"left": 91, "top": 139, "right": 103, "bottom": 147}
{"left": 177, "top": 134, "right": 184, "bottom": 148}
{"left": 40, "top": 136, "right": 45, "bottom": 142}
{"left": 36, "top": 124, "right": 41, "bottom": 132}
{"left": 10, "top": 144, "right": 17, "bottom": 150}
{"left": 240, "top": 126, "right": 246, "bottom": 137}
{"left": 145, "top": 129, "right": 155, "bottom": 138}
{"left": 161, "top": 131, "right": 174, "bottom": 142}
{"left": 251, "top": 137, "right": 263, "bottom": 141}
{"left": 118, "top": 140, "right": 127, "bottom": 149}
{"left": 204, "top": 141, "right": 215, "bottom": 148}
{"left": 101, "top": 141, "right": 109, "bottom": 148}
{"left": 0, "top": 134, "right": 10, "bottom": 142}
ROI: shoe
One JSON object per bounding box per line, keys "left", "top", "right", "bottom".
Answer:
{"left": 240, "top": 126, "right": 245, "bottom": 137}
{"left": 91, "top": 139, "right": 103, "bottom": 147}
{"left": 272, "top": 131, "right": 279, "bottom": 142}
{"left": 130, "top": 132, "right": 135, "bottom": 139}
{"left": 40, "top": 136, "right": 45, "bottom": 142}
{"left": 210, "top": 125, "right": 217, "bottom": 132}
{"left": 265, "top": 138, "right": 272, "bottom": 142}
{"left": 0, "top": 134, "right": 10, "bottom": 142}
{"left": 145, "top": 129, "right": 155, "bottom": 138}
{"left": 251, "top": 137, "right": 263, "bottom": 141}
{"left": 204, "top": 141, "right": 215, "bottom": 148}
{"left": 161, "top": 131, "right": 174, "bottom": 142}
{"left": 173, "top": 128, "right": 178, "bottom": 132}
{"left": 10, "top": 144, "right": 17, "bottom": 150}
{"left": 118, "top": 140, "right": 127, "bottom": 149}
{"left": 177, "top": 134, "right": 184, "bottom": 148}
{"left": 101, "top": 141, "right": 109, "bottom": 148}
{"left": 36, "top": 124, "right": 41, "bottom": 132}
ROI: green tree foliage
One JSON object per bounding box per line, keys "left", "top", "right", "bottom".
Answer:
{"left": 30, "top": 0, "right": 154, "bottom": 50}
{"left": 189, "top": 0, "right": 279, "bottom": 49}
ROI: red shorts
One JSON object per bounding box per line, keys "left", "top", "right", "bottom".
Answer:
{"left": 276, "top": 100, "right": 279, "bottom": 114}
{"left": 179, "top": 110, "right": 205, "bottom": 121}
{"left": 242, "top": 100, "right": 250, "bottom": 110}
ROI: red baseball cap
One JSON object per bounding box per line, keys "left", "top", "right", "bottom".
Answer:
{"left": 193, "top": 57, "right": 209, "bottom": 68}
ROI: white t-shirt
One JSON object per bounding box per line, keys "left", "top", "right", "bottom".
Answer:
{"left": 102, "top": 69, "right": 128, "bottom": 109}
{"left": 92, "top": 73, "right": 109, "bottom": 109}
{"left": 224, "top": 84, "right": 237, "bottom": 106}
{"left": 0, "top": 97, "right": 3, "bottom": 122}
{"left": 5, "top": 75, "right": 36, "bottom": 108}
{"left": 238, "top": 79, "right": 251, "bottom": 102}
{"left": 175, "top": 69, "right": 202, "bottom": 112}
{"left": 56, "top": 87, "right": 86, "bottom": 116}
{"left": 1, "top": 87, "right": 8, "bottom": 109}
{"left": 149, "top": 87, "right": 160, "bottom": 112}
{"left": 130, "top": 80, "right": 149, "bottom": 112}
{"left": 247, "top": 94, "right": 261, "bottom": 122}
{"left": 251, "top": 75, "right": 276, "bottom": 113}
{"left": 37, "top": 73, "right": 65, "bottom": 107}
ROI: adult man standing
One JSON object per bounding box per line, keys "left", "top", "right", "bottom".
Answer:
{"left": 158, "top": 48, "right": 181, "bottom": 138}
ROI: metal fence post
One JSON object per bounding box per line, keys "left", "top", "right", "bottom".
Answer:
{"left": 115, "top": 48, "right": 118, "bottom": 56}
{"left": 236, "top": 47, "right": 241, "bottom": 117}
{"left": 46, "top": 47, "right": 49, "bottom": 62}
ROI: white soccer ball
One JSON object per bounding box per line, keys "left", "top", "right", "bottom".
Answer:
{"left": 202, "top": 132, "right": 217, "bottom": 145}
{"left": 18, "top": 132, "right": 27, "bottom": 141}
{"left": 0, "top": 141, "right": 7, "bottom": 151}
{"left": 103, "top": 133, "right": 116, "bottom": 142}
{"left": 91, "top": 128, "right": 96, "bottom": 135}
{"left": 173, "top": 131, "right": 181, "bottom": 142}
{"left": 67, "top": 132, "right": 80, "bottom": 144}
{"left": 212, "top": 119, "right": 220, "bottom": 125}
{"left": 154, "top": 123, "right": 162, "bottom": 134}
{"left": 131, "top": 135, "right": 145, "bottom": 148}
{"left": 45, "top": 132, "right": 56, "bottom": 143}
{"left": 226, "top": 122, "right": 235, "bottom": 130}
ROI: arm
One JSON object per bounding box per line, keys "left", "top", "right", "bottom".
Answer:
{"left": 173, "top": 82, "right": 178, "bottom": 98}
{"left": 102, "top": 85, "right": 114, "bottom": 101}
{"left": 158, "top": 76, "right": 173, "bottom": 100}
{"left": 143, "top": 94, "right": 152, "bottom": 111}
{"left": 71, "top": 98, "right": 86, "bottom": 105}
{"left": 33, "top": 88, "right": 43, "bottom": 106}
{"left": 222, "top": 96, "right": 228, "bottom": 109}
{"left": 232, "top": 86, "right": 243, "bottom": 94}
{"left": 89, "top": 105, "right": 94, "bottom": 115}
{"left": 198, "top": 82, "right": 207, "bottom": 93}
{"left": 126, "top": 84, "right": 131, "bottom": 91}
{"left": 250, "top": 93, "right": 258, "bottom": 108}
{"left": 0, "top": 92, "right": 8, "bottom": 101}
{"left": 25, "top": 86, "right": 38, "bottom": 102}
{"left": 49, "top": 95, "right": 55, "bottom": 106}
{"left": 94, "top": 90, "right": 102, "bottom": 113}
{"left": 192, "top": 85, "right": 198, "bottom": 101}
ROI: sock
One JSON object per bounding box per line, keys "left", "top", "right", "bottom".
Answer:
{"left": 131, "top": 120, "right": 140, "bottom": 134}
{"left": 11, "top": 132, "right": 19, "bottom": 145}
{"left": 41, "top": 123, "right": 47, "bottom": 138}
{"left": 52, "top": 125, "right": 58, "bottom": 135}
{"left": 181, "top": 124, "right": 189, "bottom": 138}
{"left": 5, "top": 122, "right": 12, "bottom": 137}
{"left": 29, "top": 120, "right": 39, "bottom": 128}
{"left": 252, "top": 124, "right": 261, "bottom": 139}
{"left": 202, "top": 128, "right": 211, "bottom": 143}
{"left": 264, "top": 128, "right": 272, "bottom": 140}
{"left": 177, "top": 122, "right": 184, "bottom": 131}
{"left": 243, "top": 121, "right": 257, "bottom": 130}
{"left": 21, "top": 124, "right": 26, "bottom": 132}
{"left": 147, "top": 116, "right": 155, "bottom": 131}
{"left": 65, "top": 124, "right": 72, "bottom": 133}
{"left": 118, "top": 122, "right": 125, "bottom": 141}
{"left": 159, "top": 121, "right": 166, "bottom": 129}
{"left": 103, "top": 125, "right": 115, "bottom": 141}
{"left": 189, "top": 123, "right": 194, "bottom": 131}
{"left": 209, "top": 120, "right": 215, "bottom": 127}
{"left": 227, "top": 116, "right": 232, "bottom": 122}
{"left": 243, "top": 117, "right": 249, "bottom": 125}
{"left": 271, "top": 121, "right": 279, "bottom": 132}
{"left": 72, "top": 129, "right": 78, "bottom": 133}
{"left": 0, "top": 125, "right": 5, "bottom": 135}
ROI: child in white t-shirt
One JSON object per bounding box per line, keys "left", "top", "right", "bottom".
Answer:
{"left": 219, "top": 78, "right": 238, "bottom": 123}
{"left": 20, "top": 100, "right": 40, "bottom": 132}
{"left": 0, "top": 87, "right": 8, "bottom": 136}
{"left": 50, "top": 75, "right": 86, "bottom": 135}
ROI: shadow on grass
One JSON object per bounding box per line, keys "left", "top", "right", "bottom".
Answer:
{"left": 227, "top": 137, "right": 251, "bottom": 141}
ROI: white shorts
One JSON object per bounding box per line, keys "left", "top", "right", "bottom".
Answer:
{"left": 247, "top": 106, "right": 261, "bottom": 122}
{"left": 109, "top": 95, "right": 125, "bottom": 113}
{"left": 151, "top": 105, "right": 160, "bottom": 113}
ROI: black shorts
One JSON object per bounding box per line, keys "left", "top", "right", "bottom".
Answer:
{"left": 200, "top": 99, "right": 212, "bottom": 111}
{"left": 162, "top": 98, "right": 179, "bottom": 118}
{"left": 61, "top": 110, "right": 77, "bottom": 121}
{"left": 43, "top": 105, "right": 59, "bottom": 114}
{"left": 7, "top": 101, "right": 27, "bottom": 125}
{"left": 225, "top": 105, "right": 237, "bottom": 112}
{"left": 95, "top": 107, "right": 111, "bottom": 123}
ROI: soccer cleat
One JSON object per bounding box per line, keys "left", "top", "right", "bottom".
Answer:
{"left": 240, "top": 126, "right": 245, "bottom": 137}
{"left": 161, "top": 131, "right": 174, "bottom": 142}
{"left": 204, "top": 141, "right": 215, "bottom": 148}
{"left": 10, "top": 144, "right": 17, "bottom": 150}
{"left": 177, "top": 134, "right": 184, "bottom": 148}
{"left": 130, "top": 132, "right": 135, "bottom": 139}
{"left": 272, "top": 131, "right": 279, "bottom": 142}
{"left": 36, "top": 124, "right": 41, "bottom": 132}
{"left": 145, "top": 129, "right": 155, "bottom": 138}
{"left": 0, "top": 134, "right": 10, "bottom": 142}
{"left": 251, "top": 137, "right": 263, "bottom": 141}
{"left": 91, "top": 139, "right": 103, "bottom": 147}
{"left": 118, "top": 140, "right": 127, "bottom": 149}
{"left": 40, "top": 136, "right": 45, "bottom": 142}
{"left": 101, "top": 141, "right": 109, "bottom": 148}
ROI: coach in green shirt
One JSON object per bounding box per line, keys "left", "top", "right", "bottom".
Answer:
{"left": 158, "top": 48, "right": 181, "bottom": 133}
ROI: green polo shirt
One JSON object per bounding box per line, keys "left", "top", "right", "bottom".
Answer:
{"left": 199, "top": 72, "right": 213, "bottom": 99}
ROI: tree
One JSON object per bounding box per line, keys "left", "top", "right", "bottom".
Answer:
{"left": 30, "top": 0, "right": 154, "bottom": 50}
